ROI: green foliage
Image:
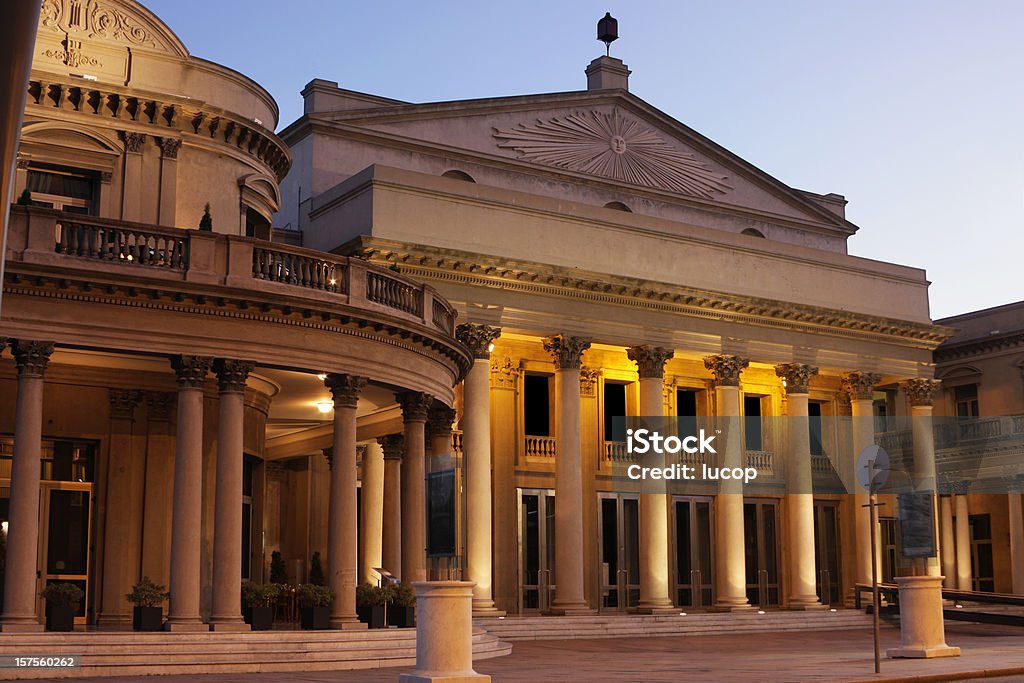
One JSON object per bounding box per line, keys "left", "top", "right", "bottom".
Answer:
{"left": 40, "top": 582, "right": 84, "bottom": 608}
{"left": 390, "top": 583, "right": 416, "bottom": 608}
{"left": 199, "top": 202, "right": 213, "bottom": 231}
{"left": 388, "top": 263, "right": 400, "bottom": 272}
{"left": 297, "top": 583, "right": 334, "bottom": 608}
{"left": 241, "top": 582, "right": 280, "bottom": 608}
{"left": 308, "top": 551, "right": 325, "bottom": 586}
{"left": 16, "top": 188, "right": 32, "bottom": 206}
{"left": 269, "top": 550, "right": 288, "bottom": 584}
{"left": 125, "top": 576, "right": 169, "bottom": 607}
{"left": 355, "top": 583, "right": 394, "bottom": 608}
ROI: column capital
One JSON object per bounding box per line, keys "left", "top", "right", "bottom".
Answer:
{"left": 11, "top": 340, "right": 55, "bottom": 378}
{"left": 325, "top": 373, "right": 367, "bottom": 408}
{"left": 703, "top": 354, "right": 748, "bottom": 387}
{"left": 455, "top": 323, "right": 501, "bottom": 360}
{"left": 379, "top": 434, "right": 404, "bottom": 461}
{"left": 903, "top": 378, "right": 942, "bottom": 407}
{"left": 109, "top": 389, "right": 142, "bottom": 420}
{"left": 774, "top": 363, "right": 819, "bottom": 395}
{"left": 490, "top": 356, "right": 521, "bottom": 389}
{"left": 145, "top": 391, "right": 176, "bottom": 421}
{"left": 627, "top": 345, "right": 674, "bottom": 379}
{"left": 122, "top": 131, "right": 146, "bottom": 153}
{"left": 543, "top": 334, "right": 592, "bottom": 370}
{"left": 397, "top": 391, "right": 433, "bottom": 422}
{"left": 158, "top": 136, "right": 181, "bottom": 159}
{"left": 841, "top": 371, "right": 881, "bottom": 401}
{"left": 580, "top": 366, "right": 600, "bottom": 397}
{"left": 214, "top": 359, "right": 256, "bottom": 394}
{"left": 170, "top": 355, "right": 213, "bottom": 389}
{"left": 427, "top": 406, "right": 456, "bottom": 440}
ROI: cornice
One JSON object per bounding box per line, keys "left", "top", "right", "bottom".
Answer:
{"left": 934, "top": 332, "right": 1024, "bottom": 362}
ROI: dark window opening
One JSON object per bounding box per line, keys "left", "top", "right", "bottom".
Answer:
{"left": 441, "top": 170, "right": 475, "bottom": 183}
{"left": 603, "top": 201, "right": 632, "bottom": 212}
{"left": 809, "top": 402, "right": 825, "bottom": 455}
{"left": 604, "top": 382, "right": 627, "bottom": 441}
{"left": 741, "top": 228, "right": 766, "bottom": 238}
{"left": 524, "top": 374, "right": 551, "bottom": 437}
{"left": 744, "top": 395, "right": 763, "bottom": 451}
{"left": 954, "top": 384, "right": 980, "bottom": 418}
{"left": 677, "top": 389, "right": 698, "bottom": 438}
{"left": 26, "top": 164, "right": 97, "bottom": 215}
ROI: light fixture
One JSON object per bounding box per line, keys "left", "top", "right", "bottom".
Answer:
{"left": 487, "top": 342, "right": 495, "bottom": 353}
{"left": 0, "top": 521, "right": 7, "bottom": 535}
{"left": 316, "top": 401, "right": 333, "bottom": 414}
{"left": 781, "top": 378, "right": 787, "bottom": 388}
{"left": 316, "top": 373, "right": 328, "bottom": 381}
{"left": 328, "top": 278, "right": 337, "bottom": 287}
{"left": 757, "top": 610, "right": 765, "bottom": 615}
{"left": 829, "top": 608, "right": 837, "bottom": 613}
{"left": 678, "top": 612, "right": 687, "bottom": 616}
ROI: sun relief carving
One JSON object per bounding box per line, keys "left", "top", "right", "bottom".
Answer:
{"left": 493, "top": 109, "right": 732, "bottom": 199}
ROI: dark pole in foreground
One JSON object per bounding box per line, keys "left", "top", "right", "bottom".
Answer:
{"left": 869, "top": 489, "right": 881, "bottom": 674}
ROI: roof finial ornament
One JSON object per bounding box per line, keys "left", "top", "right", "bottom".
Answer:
{"left": 597, "top": 12, "right": 618, "bottom": 57}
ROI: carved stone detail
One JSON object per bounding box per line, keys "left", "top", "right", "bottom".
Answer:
{"left": 703, "top": 354, "right": 749, "bottom": 388}
{"left": 397, "top": 391, "right": 433, "bottom": 422}
{"left": 543, "top": 334, "right": 592, "bottom": 370}
{"left": 11, "top": 340, "right": 55, "bottom": 378}
{"left": 903, "top": 378, "right": 942, "bottom": 407}
{"left": 16, "top": 158, "right": 30, "bottom": 170}
{"left": 455, "top": 323, "right": 501, "bottom": 360}
{"left": 44, "top": 34, "right": 101, "bottom": 68}
{"left": 775, "top": 363, "right": 819, "bottom": 395}
{"left": 170, "top": 355, "right": 213, "bottom": 389}
{"left": 379, "top": 434, "right": 404, "bottom": 461}
{"left": 627, "top": 345, "right": 674, "bottom": 380}
{"left": 109, "top": 389, "right": 141, "bottom": 420}
{"left": 325, "top": 374, "right": 367, "bottom": 408}
{"left": 266, "top": 461, "right": 288, "bottom": 480}
{"left": 427, "top": 406, "right": 457, "bottom": 440}
{"left": 579, "top": 366, "right": 600, "bottom": 398}
{"left": 322, "top": 447, "right": 333, "bottom": 470}
{"left": 493, "top": 109, "right": 732, "bottom": 199}
{"left": 145, "top": 392, "right": 175, "bottom": 421}
{"left": 842, "top": 372, "right": 881, "bottom": 402}
{"left": 123, "top": 131, "right": 146, "bottom": 153}
{"left": 490, "top": 356, "right": 520, "bottom": 389}
{"left": 88, "top": 2, "right": 158, "bottom": 48}
{"left": 158, "top": 137, "right": 181, "bottom": 159}
{"left": 214, "top": 359, "right": 255, "bottom": 394}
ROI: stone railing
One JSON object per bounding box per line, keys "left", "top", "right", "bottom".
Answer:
{"left": 604, "top": 440, "right": 632, "bottom": 462}
{"left": 746, "top": 450, "right": 774, "bottom": 475}
{"left": 5, "top": 207, "right": 456, "bottom": 337}
{"left": 811, "top": 454, "right": 833, "bottom": 473}
{"left": 958, "top": 417, "right": 1002, "bottom": 441}
{"left": 524, "top": 435, "right": 557, "bottom": 459}
{"left": 451, "top": 430, "right": 463, "bottom": 457}
{"left": 677, "top": 450, "right": 706, "bottom": 468}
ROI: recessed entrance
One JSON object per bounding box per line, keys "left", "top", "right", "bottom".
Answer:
{"left": 813, "top": 500, "right": 841, "bottom": 606}
{"left": 673, "top": 496, "right": 714, "bottom": 609}
{"left": 518, "top": 489, "right": 555, "bottom": 612}
{"left": 744, "top": 499, "right": 780, "bottom": 608}
{"left": 599, "top": 493, "right": 639, "bottom": 611}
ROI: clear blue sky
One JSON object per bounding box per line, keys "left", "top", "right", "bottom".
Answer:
{"left": 144, "top": 0, "right": 1023, "bottom": 320}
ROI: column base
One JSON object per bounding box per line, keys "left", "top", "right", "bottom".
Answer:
{"left": 544, "top": 604, "right": 597, "bottom": 616}
{"left": 784, "top": 597, "right": 827, "bottom": 611}
{"left": 708, "top": 602, "right": 755, "bottom": 613}
{"left": 96, "top": 613, "right": 130, "bottom": 626}
{"left": 472, "top": 608, "right": 507, "bottom": 618}
{"left": 887, "top": 645, "right": 961, "bottom": 659}
{"left": 209, "top": 620, "right": 251, "bottom": 632}
{"left": 164, "top": 621, "right": 209, "bottom": 632}
{"left": 399, "top": 674, "right": 490, "bottom": 683}
{"left": 635, "top": 603, "right": 678, "bottom": 615}
{"left": 330, "top": 618, "right": 368, "bottom": 630}
{"left": 0, "top": 621, "right": 44, "bottom": 632}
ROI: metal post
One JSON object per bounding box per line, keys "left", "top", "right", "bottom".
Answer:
{"left": 869, "top": 490, "right": 881, "bottom": 674}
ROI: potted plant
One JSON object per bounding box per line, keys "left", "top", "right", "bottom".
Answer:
{"left": 241, "top": 582, "right": 278, "bottom": 631}
{"left": 199, "top": 203, "right": 213, "bottom": 231}
{"left": 40, "top": 583, "right": 83, "bottom": 632}
{"left": 356, "top": 583, "right": 392, "bottom": 629}
{"left": 308, "top": 551, "right": 325, "bottom": 586}
{"left": 388, "top": 583, "right": 416, "bottom": 628}
{"left": 297, "top": 584, "right": 333, "bottom": 630}
{"left": 269, "top": 550, "right": 288, "bottom": 585}
{"left": 126, "top": 576, "right": 168, "bottom": 631}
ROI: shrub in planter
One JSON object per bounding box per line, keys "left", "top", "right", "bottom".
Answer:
{"left": 40, "top": 583, "right": 83, "bottom": 632}
{"left": 241, "top": 582, "right": 279, "bottom": 631}
{"left": 297, "top": 584, "right": 333, "bottom": 630}
{"left": 356, "top": 583, "right": 392, "bottom": 629}
{"left": 199, "top": 203, "right": 213, "bottom": 231}
{"left": 308, "top": 551, "right": 325, "bottom": 586}
{"left": 126, "top": 576, "right": 168, "bottom": 632}
{"left": 269, "top": 550, "right": 288, "bottom": 585}
{"left": 388, "top": 583, "right": 416, "bottom": 628}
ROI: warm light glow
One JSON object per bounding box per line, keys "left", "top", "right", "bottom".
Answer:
{"left": 316, "top": 373, "right": 328, "bottom": 381}
{"left": 316, "top": 401, "right": 333, "bottom": 414}
{"left": 487, "top": 342, "right": 495, "bottom": 353}
{"left": 781, "top": 378, "right": 787, "bottom": 388}
{"left": 678, "top": 612, "right": 687, "bottom": 616}
{"left": 328, "top": 279, "right": 337, "bottom": 286}
{"left": 757, "top": 610, "right": 765, "bottom": 615}
{"left": 0, "top": 521, "right": 7, "bottom": 535}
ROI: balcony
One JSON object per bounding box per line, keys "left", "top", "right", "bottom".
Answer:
{"left": 524, "top": 435, "right": 556, "bottom": 460}
{"left": 745, "top": 450, "right": 774, "bottom": 476}
{"left": 603, "top": 440, "right": 632, "bottom": 463}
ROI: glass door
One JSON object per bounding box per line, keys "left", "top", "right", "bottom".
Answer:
{"left": 744, "top": 499, "right": 780, "bottom": 608}
{"left": 518, "top": 489, "right": 555, "bottom": 612}
{"left": 813, "top": 500, "right": 841, "bottom": 606}
{"left": 673, "top": 496, "right": 714, "bottom": 609}
{"left": 38, "top": 482, "right": 93, "bottom": 625}
{"left": 599, "top": 493, "right": 639, "bottom": 611}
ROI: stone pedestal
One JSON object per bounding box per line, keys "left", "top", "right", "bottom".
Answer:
{"left": 399, "top": 581, "right": 490, "bottom": 683}
{"left": 887, "top": 575, "right": 960, "bottom": 659}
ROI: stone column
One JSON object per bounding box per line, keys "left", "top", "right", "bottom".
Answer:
{"left": 704, "top": 355, "right": 752, "bottom": 611}
{"left": 98, "top": 389, "right": 143, "bottom": 626}
{"left": 887, "top": 575, "right": 960, "bottom": 659}
{"left": 953, "top": 485, "right": 972, "bottom": 590}
{"left": 939, "top": 494, "right": 956, "bottom": 588}
{"left": 904, "top": 378, "right": 943, "bottom": 577}
{"left": 360, "top": 441, "right": 385, "bottom": 586}
{"left": 156, "top": 137, "right": 180, "bottom": 227}
{"left": 543, "top": 334, "right": 594, "bottom": 615}
{"left": 398, "top": 392, "right": 432, "bottom": 584}
{"left": 325, "top": 374, "right": 367, "bottom": 628}
{"left": 381, "top": 434, "right": 404, "bottom": 580}
{"left": 141, "top": 393, "right": 176, "bottom": 584}
{"left": 628, "top": 345, "right": 676, "bottom": 613}
{"left": 209, "top": 359, "right": 255, "bottom": 631}
{"left": 428, "top": 406, "right": 456, "bottom": 465}
{"left": 1009, "top": 493, "right": 1024, "bottom": 595}
{"left": 121, "top": 132, "right": 146, "bottom": 221}
{"left": 774, "top": 363, "right": 824, "bottom": 609}
{"left": 165, "top": 355, "right": 213, "bottom": 631}
{"left": 399, "top": 581, "right": 490, "bottom": 683}
{"left": 842, "top": 372, "right": 880, "bottom": 593}
{"left": 0, "top": 340, "right": 54, "bottom": 632}
{"left": 457, "top": 323, "right": 503, "bottom": 615}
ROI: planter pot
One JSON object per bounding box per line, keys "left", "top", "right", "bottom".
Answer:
{"left": 300, "top": 605, "right": 330, "bottom": 630}
{"left": 244, "top": 605, "right": 274, "bottom": 631}
{"left": 388, "top": 605, "right": 415, "bottom": 628}
{"left": 132, "top": 606, "right": 163, "bottom": 632}
{"left": 357, "top": 605, "right": 387, "bottom": 629}
{"left": 46, "top": 605, "right": 75, "bottom": 632}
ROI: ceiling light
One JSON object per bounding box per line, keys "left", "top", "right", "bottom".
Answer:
{"left": 487, "top": 342, "right": 495, "bottom": 353}
{"left": 316, "top": 401, "right": 333, "bottom": 414}
{"left": 316, "top": 373, "right": 328, "bottom": 381}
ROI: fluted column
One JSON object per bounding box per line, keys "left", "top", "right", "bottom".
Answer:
{"left": 953, "top": 484, "right": 972, "bottom": 590}
{"left": 380, "top": 435, "right": 404, "bottom": 580}
{"left": 904, "top": 378, "right": 943, "bottom": 577}
{"left": 628, "top": 345, "right": 676, "bottom": 613}
{"left": 209, "top": 359, "right": 255, "bottom": 630}
{"left": 704, "top": 355, "right": 752, "bottom": 611}
{"left": 398, "top": 392, "right": 432, "bottom": 584}
{"left": 360, "top": 441, "right": 385, "bottom": 585}
{"left": 325, "top": 374, "right": 367, "bottom": 628}
{"left": 843, "top": 371, "right": 880, "bottom": 593}
{"left": 0, "top": 340, "right": 54, "bottom": 632}
{"left": 1009, "top": 493, "right": 1024, "bottom": 595}
{"left": 776, "top": 363, "right": 824, "bottom": 609}
{"left": 544, "top": 334, "right": 594, "bottom": 614}
{"left": 456, "top": 323, "right": 504, "bottom": 615}
{"left": 940, "top": 494, "right": 956, "bottom": 588}
{"left": 165, "top": 355, "right": 213, "bottom": 631}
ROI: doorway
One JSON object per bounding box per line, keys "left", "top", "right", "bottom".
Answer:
{"left": 673, "top": 496, "right": 714, "bottom": 609}
{"left": 813, "top": 500, "right": 841, "bottom": 606}
{"left": 599, "top": 493, "right": 639, "bottom": 611}
{"left": 38, "top": 482, "right": 93, "bottom": 625}
{"left": 744, "top": 499, "right": 780, "bottom": 608}
{"left": 518, "top": 489, "right": 555, "bottom": 612}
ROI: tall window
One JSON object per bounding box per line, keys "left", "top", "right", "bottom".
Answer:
{"left": 954, "top": 384, "right": 980, "bottom": 418}
{"left": 677, "top": 389, "right": 698, "bottom": 438}
{"left": 969, "top": 514, "right": 994, "bottom": 592}
{"left": 523, "top": 374, "right": 551, "bottom": 437}
{"left": 603, "top": 382, "right": 627, "bottom": 441}
{"left": 744, "top": 395, "right": 763, "bottom": 451}
{"left": 808, "top": 402, "right": 825, "bottom": 455}
{"left": 241, "top": 457, "right": 255, "bottom": 580}
{"left": 26, "top": 165, "right": 97, "bottom": 215}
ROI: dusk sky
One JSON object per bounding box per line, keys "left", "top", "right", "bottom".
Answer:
{"left": 142, "top": 0, "right": 1023, "bottom": 320}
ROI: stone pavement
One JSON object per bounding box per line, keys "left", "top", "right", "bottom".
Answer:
{"left": 28, "top": 623, "right": 1024, "bottom": 682}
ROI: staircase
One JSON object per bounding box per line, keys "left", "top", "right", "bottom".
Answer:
{"left": 0, "top": 626, "right": 511, "bottom": 680}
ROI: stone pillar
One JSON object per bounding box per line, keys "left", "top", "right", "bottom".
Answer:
{"left": 776, "top": 363, "right": 824, "bottom": 609}
{"left": 1009, "top": 493, "right": 1024, "bottom": 595}
{"left": 360, "top": 441, "right": 385, "bottom": 585}
{"left": 209, "top": 359, "right": 255, "bottom": 631}
{"left": 704, "top": 355, "right": 752, "bottom": 611}
{"left": 157, "top": 137, "right": 180, "bottom": 227}
{"left": 886, "top": 575, "right": 960, "bottom": 658}
{"left": 381, "top": 434, "right": 403, "bottom": 580}
{"left": 121, "top": 132, "right": 146, "bottom": 221}
{"left": 399, "top": 581, "right": 490, "bottom": 683}
{"left": 141, "top": 392, "right": 175, "bottom": 584}
{"left": 165, "top": 355, "right": 213, "bottom": 631}
{"left": 904, "top": 378, "right": 943, "bottom": 577}
{"left": 0, "top": 340, "right": 54, "bottom": 632}
{"left": 628, "top": 345, "right": 676, "bottom": 613}
{"left": 428, "top": 406, "right": 456, "bottom": 465}
{"left": 842, "top": 372, "right": 880, "bottom": 593}
{"left": 325, "top": 374, "right": 367, "bottom": 628}
{"left": 398, "top": 392, "right": 432, "bottom": 584}
{"left": 98, "top": 389, "right": 143, "bottom": 626}
{"left": 543, "top": 334, "right": 594, "bottom": 614}
{"left": 939, "top": 495, "right": 956, "bottom": 588}
{"left": 456, "top": 323, "right": 503, "bottom": 615}
{"left": 953, "top": 486, "right": 972, "bottom": 590}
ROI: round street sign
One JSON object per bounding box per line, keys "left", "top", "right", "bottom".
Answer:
{"left": 856, "top": 444, "right": 890, "bottom": 492}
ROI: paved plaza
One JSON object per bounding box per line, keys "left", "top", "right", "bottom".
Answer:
{"left": 27, "top": 624, "right": 1024, "bottom": 683}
